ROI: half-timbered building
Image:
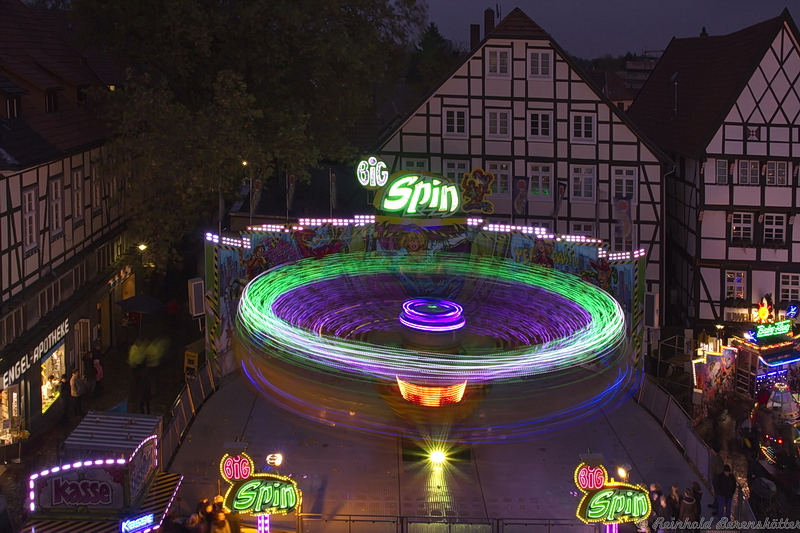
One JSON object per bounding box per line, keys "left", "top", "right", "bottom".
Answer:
{"left": 0, "top": 0, "right": 133, "bottom": 444}
{"left": 373, "top": 8, "right": 669, "bottom": 338}
{"left": 628, "top": 9, "right": 800, "bottom": 333}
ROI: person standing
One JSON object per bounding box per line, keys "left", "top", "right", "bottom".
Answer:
{"left": 59, "top": 373, "right": 71, "bottom": 421}
{"left": 70, "top": 369, "right": 86, "bottom": 416}
{"left": 208, "top": 511, "right": 231, "bottom": 533}
{"left": 139, "top": 369, "right": 153, "bottom": 414}
{"left": 679, "top": 487, "right": 698, "bottom": 532}
{"left": 708, "top": 446, "right": 724, "bottom": 510}
{"left": 83, "top": 352, "right": 97, "bottom": 398}
{"left": 714, "top": 465, "right": 737, "bottom": 520}
{"left": 93, "top": 359, "right": 104, "bottom": 397}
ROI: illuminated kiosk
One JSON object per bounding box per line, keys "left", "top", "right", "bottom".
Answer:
{"left": 22, "top": 412, "right": 182, "bottom": 533}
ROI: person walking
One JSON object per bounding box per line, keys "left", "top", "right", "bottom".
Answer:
{"left": 93, "top": 359, "right": 104, "bottom": 397}
{"left": 70, "top": 369, "right": 87, "bottom": 416}
{"left": 713, "top": 464, "right": 737, "bottom": 520}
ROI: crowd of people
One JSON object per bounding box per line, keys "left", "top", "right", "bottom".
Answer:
{"left": 160, "top": 495, "right": 239, "bottom": 533}
{"left": 645, "top": 447, "right": 739, "bottom": 532}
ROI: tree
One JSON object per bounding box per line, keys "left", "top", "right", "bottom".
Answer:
{"left": 407, "top": 22, "right": 465, "bottom": 96}
{"left": 72, "top": 0, "right": 426, "bottom": 268}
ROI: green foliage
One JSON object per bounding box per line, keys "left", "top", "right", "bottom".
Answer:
{"left": 73, "top": 0, "right": 426, "bottom": 268}
{"left": 407, "top": 22, "right": 465, "bottom": 96}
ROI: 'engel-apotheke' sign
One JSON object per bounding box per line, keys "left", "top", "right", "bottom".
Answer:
{"left": 2, "top": 319, "right": 69, "bottom": 388}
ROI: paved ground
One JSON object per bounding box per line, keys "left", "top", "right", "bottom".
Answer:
{"left": 169, "top": 371, "right": 709, "bottom": 531}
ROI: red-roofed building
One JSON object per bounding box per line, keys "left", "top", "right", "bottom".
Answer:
{"left": 372, "top": 7, "right": 670, "bottom": 336}
{"left": 0, "top": 0, "right": 135, "bottom": 444}
{"left": 628, "top": 9, "right": 800, "bottom": 335}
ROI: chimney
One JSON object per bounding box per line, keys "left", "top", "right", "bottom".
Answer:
{"left": 470, "top": 24, "right": 481, "bottom": 49}
{"left": 484, "top": 8, "right": 495, "bottom": 37}
{"left": 700, "top": 27, "right": 708, "bottom": 37}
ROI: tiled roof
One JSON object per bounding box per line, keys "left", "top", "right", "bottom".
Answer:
{"left": 0, "top": 0, "right": 107, "bottom": 170}
{"left": 627, "top": 11, "right": 788, "bottom": 158}
{"left": 490, "top": 7, "right": 548, "bottom": 36}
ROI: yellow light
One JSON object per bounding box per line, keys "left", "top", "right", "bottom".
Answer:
{"left": 138, "top": 244, "right": 147, "bottom": 251}
{"left": 617, "top": 466, "right": 628, "bottom": 480}
{"left": 429, "top": 450, "right": 447, "bottom": 464}
{"left": 266, "top": 453, "right": 283, "bottom": 466}
{"left": 242, "top": 160, "right": 248, "bottom": 166}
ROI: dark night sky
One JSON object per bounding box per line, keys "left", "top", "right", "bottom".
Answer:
{"left": 427, "top": 0, "right": 795, "bottom": 59}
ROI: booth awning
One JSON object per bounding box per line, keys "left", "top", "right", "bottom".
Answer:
{"left": 22, "top": 472, "right": 182, "bottom": 533}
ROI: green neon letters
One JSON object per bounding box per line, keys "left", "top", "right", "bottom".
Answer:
{"left": 585, "top": 488, "right": 649, "bottom": 522}
{"left": 232, "top": 479, "right": 298, "bottom": 514}
{"left": 379, "top": 174, "right": 460, "bottom": 217}
{"left": 756, "top": 320, "right": 792, "bottom": 339}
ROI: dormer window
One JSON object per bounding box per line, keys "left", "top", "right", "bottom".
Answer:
{"left": 5, "top": 95, "right": 20, "bottom": 118}
{"left": 45, "top": 90, "right": 58, "bottom": 113}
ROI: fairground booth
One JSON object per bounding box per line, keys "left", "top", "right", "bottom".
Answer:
{"left": 22, "top": 411, "right": 182, "bottom": 533}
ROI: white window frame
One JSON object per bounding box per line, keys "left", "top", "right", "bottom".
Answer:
{"left": 716, "top": 159, "right": 728, "bottom": 184}
{"left": 570, "top": 165, "right": 595, "bottom": 202}
{"left": 527, "top": 50, "right": 552, "bottom": 79}
{"left": 612, "top": 226, "right": 636, "bottom": 252}
{"left": 725, "top": 271, "right": 746, "bottom": 300}
{"left": 486, "top": 161, "right": 510, "bottom": 197}
{"left": 528, "top": 111, "right": 552, "bottom": 141}
{"left": 45, "top": 90, "right": 57, "bottom": 113}
{"left": 73, "top": 261, "right": 87, "bottom": 291}
{"left": 49, "top": 177, "right": 63, "bottom": 236}
{"left": 402, "top": 159, "right": 428, "bottom": 172}
{"left": 72, "top": 168, "right": 84, "bottom": 223}
{"left": 737, "top": 160, "right": 759, "bottom": 185}
{"left": 0, "top": 307, "right": 24, "bottom": 350}
{"left": 570, "top": 222, "right": 595, "bottom": 237}
{"left": 486, "top": 49, "right": 510, "bottom": 77}
{"left": 731, "top": 212, "right": 753, "bottom": 243}
{"left": 528, "top": 163, "right": 552, "bottom": 200}
{"left": 780, "top": 273, "right": 800, "bottom": 303}
{"left": 571, "top": 113, "right": 596, "bottom": 144}
{"left": 486, "top": 110, "right": 510, "bottom": 139}
{"left": 442, "top": 160, "right": 468, "bottom": 182}
{"left": 612, "top": 168, "right": 637, "bottom": 202}
{"left": 766, "top": 161, "right": 788, "bottom": 186}
{"left": 22, "top": 187, "right": 38, "bottom": 252}
{"left": 6, "top": 95, "right": 20, "bottom": 119}
{"left": 528, "top": 220, "right": 553, "bottom": 232}
{"left": 442, "top": 108, "right": 468, "bottom": 138}
{"left": 38, "top": 278, "right": 62, "bottom": 317}
{"left": 763, "top": 213, "right": 786, "bottom": 244}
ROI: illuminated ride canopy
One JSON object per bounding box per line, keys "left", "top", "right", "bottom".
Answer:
{"left": 235, "top": 253, "right": 638, "bottom": 441}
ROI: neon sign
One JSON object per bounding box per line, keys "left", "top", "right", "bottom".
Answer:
{"left": 121, "top": 513, "right": 154, "bottom": 533}
{"left": 219, "top": 453, "right": 301, "bottom": 516}
{"left": 357, "top": 157, "right": 389, "bottom": 190}
{"left": 574, "top": 463, "right": 650, "bottom": 525}
{"left": 374, "top": 173, "right": 460, "bottom": 217}
{"left": 786, "top": 305, "right": 798, "bottom": 319}
{"left": 755, "top": 320, "right": 792, "bottom": 340}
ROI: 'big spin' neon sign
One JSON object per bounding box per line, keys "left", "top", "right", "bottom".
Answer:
{"left": 219, "top": 453, "right": 301, "bottom": 516}
{"left": 573, "top": 463, "right": 650, "bottom": 525}
{"left": 357, "top": 156, "right": 461, "bottom": 217}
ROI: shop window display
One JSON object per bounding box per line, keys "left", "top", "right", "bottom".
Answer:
{"left": 40, "top": 344, "right": 65, "bottom": 413}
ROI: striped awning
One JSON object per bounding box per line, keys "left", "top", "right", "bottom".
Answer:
{"left": 62, "top": 411, "right": 162, "bottom": 457}
{"left": 22, "top": 472, "right": 183, "bottom": 533}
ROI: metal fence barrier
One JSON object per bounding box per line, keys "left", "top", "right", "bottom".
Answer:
{"left": 296, "top": 514, "right": 602, "bottom": 533}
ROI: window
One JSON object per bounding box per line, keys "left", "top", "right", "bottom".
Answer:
{"left": 571, "top": 166, "right": 595, "bottom": 201}
{"left": 766, "top": 161, "right": 788, "bottom": 186}
{"left": 93, "top": 179, "right": 103, "bottom": 213}
{"left": 6, "top": 96, "right": 20, "bottom": 119}
{"left": 402, "top": 159, "right": 428, "bottom": 172}
{"left": 781, "top": 274, "right": 800, "bottom": 302}
{"left": 22, "top": 187, "right": 37, "bottom": 251}
{"left": 731, "top": 212, "right": 753, "bottom": 242}
{"left": 45, "top": 90, "right": 58, "bottom": 113}
{"left": 49, "top": 178, "right": 63, "bottom": 236}
{"left": 529, "top": 163, "right": 551, "bottom": 199}
{"left": 443, "top": 108, "right": 467, "bottom": 138}
{"left": 528, "top": 112, "right": 551, "bottom": 140}
{"left": 716, "top": 160, "right": 728, "bottom": 184}
{"left": 96, "top": 243, "right": 112, "bottom": 272}
{"left": 725, "top": 271, "right": 746, "bottom": 299}
{"left": 38, "top": 279, "right": 62, "bottom": 317}
{"left": 73, "top": 262, "right": 87, "bottom": 290}
{"left": 763, "top": 214, "right": 786, "bottom": 244}
{"left": 487, "top": 110, "right": 510, "bottom": 138}
{"left": 486, "top": 49, "right": 509, "bottom": 76}
{"left": 528, "top": 50, "right": 552, "bottom": 78}
{"left": 571, "top": 222, "right": 595, "bottom": 237}
{"left": 612, "top": 227, "right": 635, "bottom": 252}
{"left": 72, "top": 168, "right": 84, "bottom": 223}
{"left": 738, "top": 160, "right": 759, "bottom": 185}
{"left": 486, "top": 161, "right": 510, "bottom": 196}
{"left": 613, "top": 168, "right": 636, "bottom": 200}
{"left": 0, "top": 307, "right": 23, "bottom": 350}
{"left": 443, "top": 160, "right": 468, "bottom": 181}
{"left": 528, "top": 220, "right": 553, "bottom": 232}
{"left": 571, "top": 114, "right": 595, "bottom": 143}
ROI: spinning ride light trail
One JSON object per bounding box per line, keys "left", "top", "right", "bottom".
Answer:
{"left": 235, "top": 253, "right": 637, "bottom": 441}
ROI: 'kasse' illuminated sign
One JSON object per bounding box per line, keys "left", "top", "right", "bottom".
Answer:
{"left": 375, "top": 173, "right": 460, "bottom": 217}
{"left": 574, "top": 463, "right": 650, "bottom": 525}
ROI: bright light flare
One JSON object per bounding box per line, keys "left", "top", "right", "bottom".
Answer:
{"left": 429, "top": 450, "right": 447, "bottom": 464}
